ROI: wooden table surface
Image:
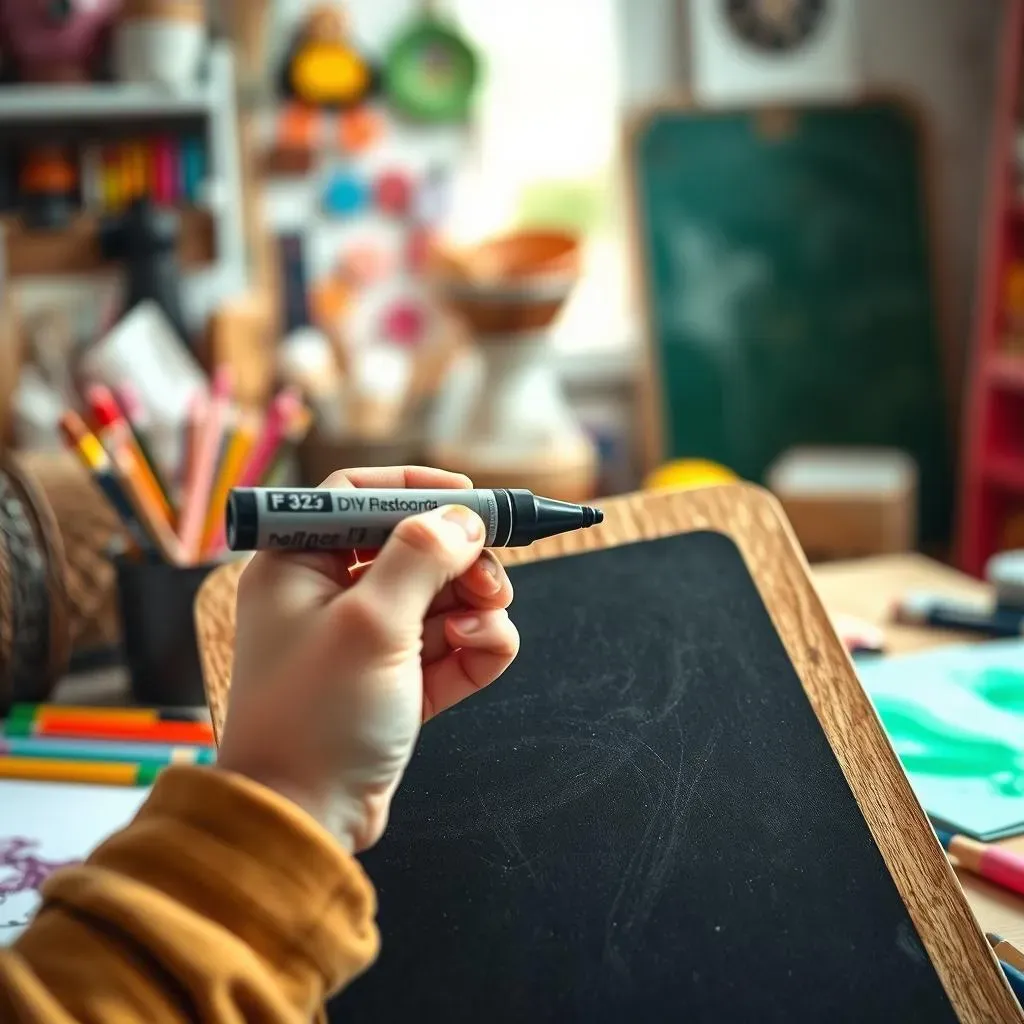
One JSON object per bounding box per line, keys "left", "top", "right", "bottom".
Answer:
{"left": 813, "top": 553, "right": 1024, "bottom": 948}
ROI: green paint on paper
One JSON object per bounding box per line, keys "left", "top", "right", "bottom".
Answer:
{"left": 859, "top": 642, "right": 1024, "bottom": 840}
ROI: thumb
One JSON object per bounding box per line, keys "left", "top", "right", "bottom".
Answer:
{"left": 354, "top": 504, "right": 486, "bottom": 628}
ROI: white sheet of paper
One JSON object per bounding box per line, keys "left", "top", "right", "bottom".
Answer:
{"left": 0, "top": 782, "right": 150, "bottom": 944}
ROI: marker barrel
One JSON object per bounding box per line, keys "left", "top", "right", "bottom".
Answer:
{"left": 226, "top": 487, "right": 603, "bottom": 551}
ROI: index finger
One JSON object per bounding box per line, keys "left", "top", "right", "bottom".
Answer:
{"left": 323, "top": 466, "right": 473, "bottom": 491}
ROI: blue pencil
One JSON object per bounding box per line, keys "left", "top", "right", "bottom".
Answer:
{"left": 0, "top": 735, "right": 215, "bottom": 765}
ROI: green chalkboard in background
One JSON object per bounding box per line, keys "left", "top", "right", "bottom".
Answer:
{"left": 629, "top": 101, "right": 953, "bottom": 544}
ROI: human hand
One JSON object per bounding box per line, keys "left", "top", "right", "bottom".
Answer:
{"left": 216, "top": 467, "right": 519, "bottom": 852}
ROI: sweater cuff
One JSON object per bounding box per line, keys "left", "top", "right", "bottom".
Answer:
{"left": 61, "top": 765, "right": 379, "bottom": 994}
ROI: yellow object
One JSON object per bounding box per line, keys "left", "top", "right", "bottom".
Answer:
{"left": 644, "top": 459, "right": 738, "bottom": 492}
{"left": 292, "top": 42, "right": 371, "bottom": 106}
{"left": 0, "top": 756, "right": 143, "bottom": 786}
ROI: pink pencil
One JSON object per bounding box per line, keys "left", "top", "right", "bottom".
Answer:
{"left": 237, "top": 388, "right": 304, "bottom": 488}
{"left": 177, "top": 367, "right": 233, "bottom": 562}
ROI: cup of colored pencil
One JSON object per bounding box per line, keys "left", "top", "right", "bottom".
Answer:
{"left": 58, "top": 370, "right": 311, "bottom": 705}
{"left": 60, "top": 371, "right": 312, "bottom": 567}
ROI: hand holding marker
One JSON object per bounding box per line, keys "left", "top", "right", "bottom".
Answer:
{"left": 226, "top": 487, "right": 604, "bottom": 551}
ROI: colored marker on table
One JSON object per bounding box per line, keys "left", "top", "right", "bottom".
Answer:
{"left": 934, "top": 825, "right": 1024, "bottom": 899}
{"left": 59, "top": 411, "right": 155, "bottom": 557}
{"left": 0, "top": 735, "right": 214, "bottom": 766}
{"left": 6, "top": 705, "right": 215, "bottom": 746}
{"left": 894, "top": 592, "right": 1024, "bottom": 638}
{"left": 0, "top": 756, "right": 162, "bottom": 787}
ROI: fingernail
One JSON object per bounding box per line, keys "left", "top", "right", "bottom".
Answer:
{"left": 475, "top": 553, "right": 502, "bottom": 593}
{"left": 452, "top": 614, "right": 481, "bottom": 636}
{"left": 443, "top": 504, "right": 484, "bottom": 542}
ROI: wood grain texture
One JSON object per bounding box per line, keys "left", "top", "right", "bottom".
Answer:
{"left": 194, "top": 483, "right": 1022, "bottom": 1021}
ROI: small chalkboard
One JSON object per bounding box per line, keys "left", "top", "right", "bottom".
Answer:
{"left": 329, "top": 525, "right": 992, "bottom": 1021}
{"left": 195, "top": 485, "right": 1016, "bottom": 1022}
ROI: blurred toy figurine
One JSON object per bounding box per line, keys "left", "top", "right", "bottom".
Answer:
{"left": 0, "top": 0, "right": 121, "bottom": 83}
{"left": 281, "top": 4, "right": 378, "bottom": 109}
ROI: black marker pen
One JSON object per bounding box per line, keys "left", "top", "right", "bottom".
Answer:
{"left": 226, "top": 487, "right": 604, "bottom": 551}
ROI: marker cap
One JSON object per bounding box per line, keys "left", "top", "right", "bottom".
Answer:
{"left": 226, "top": 490, "right": 258, "bottom": 550}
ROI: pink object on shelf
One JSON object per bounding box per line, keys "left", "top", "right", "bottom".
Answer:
{"left": 374, "top": 170, "right": 414, "bottom": 217}
{"left": 381, "top": 300, "right": 427, "bottom": 348}
{"left": 340, "top": 243, "right": 392, "bottom": 287}
{"left": 0, "top": 0, "right": 121, "bottom": 83}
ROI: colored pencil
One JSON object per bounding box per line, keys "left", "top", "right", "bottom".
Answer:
{"left": 0, "top": 756, "right": 162, "bottom": 787}
{"left": 4, "top": 716, "right": 214, "bottom": 746}
{"left": 59, "top": 411, "right": 154, "bottom": 557}
{"left": 178, "top": 366, "right": 233, "bottom": 561}
{"left": 86, "top": 383, "right": 173, "bottom": 525}
{"left": 202, "top": 410, "right": 258, "bottom": 556}
{"left": 109, "top": 443, "right": 186, "bottom": 565}
{"left": 0, "top": 736, "right": 214, "bottom": 765}
{"left": 934, "top": 825, "right": 1024, "bottom": 899}
{"left": 8, "top": 704, "right": 212, "bottom": 727}
{"left": 238, "top": 388, "right": 305, "bottom": 487}
{"left": 112, "top": 381, "right": 171, "bottom": 501}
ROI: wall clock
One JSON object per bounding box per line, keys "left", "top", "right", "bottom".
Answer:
{"left": 689, "top": 0, "right": 861, "bottom": 106}
{"left": 723, "top": 0, "right": 828, "bottom": 55}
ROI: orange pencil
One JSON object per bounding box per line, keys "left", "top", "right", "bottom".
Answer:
{"left": 178, "top": 367, "right": 233, "bottom": 561}
{"left": 86, "top": 384, "right": 174, "bottom": 526}
{"left": 110, "top": 443, "right": 185, "bottom": 564}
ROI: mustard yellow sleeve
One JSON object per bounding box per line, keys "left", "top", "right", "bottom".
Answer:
{"left": 0, "top": 766, "right": 380, "bottom": 1023}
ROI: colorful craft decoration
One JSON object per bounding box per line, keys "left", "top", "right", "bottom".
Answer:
{"left": 374, "top": 169, "right": 414, "bottom": 217}
{"left": 321, "top": 168, "right": 371, "bottom": 217}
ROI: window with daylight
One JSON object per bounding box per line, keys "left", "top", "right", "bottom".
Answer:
{"left": 447, "top": 0, "right": 632, "bottom": 353}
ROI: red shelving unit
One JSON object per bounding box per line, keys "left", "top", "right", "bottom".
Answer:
{"left": 958, "top": 0, "right": 1024, "bottom": 575}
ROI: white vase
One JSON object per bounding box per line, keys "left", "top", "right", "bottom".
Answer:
{"left": 429, "top": 329, "right": 597, "bottom": 502}
{"left": 114, "top": 19, "right": 206, "bottom": 90}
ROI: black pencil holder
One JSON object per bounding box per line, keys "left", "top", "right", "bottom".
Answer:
{"left": 114, "top": 557, "right": 217, "bottom": 708}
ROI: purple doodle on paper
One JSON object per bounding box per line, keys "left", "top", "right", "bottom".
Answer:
{"left": 0, "top": 838, "right": 79, "bottom": 930}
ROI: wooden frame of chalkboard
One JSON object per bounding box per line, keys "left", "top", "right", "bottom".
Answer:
{"left": 197, "top": 483, "right": 1021, "bottom": 1019}
{"left": 623, "top": 95, "right": 958, "bottom": 499}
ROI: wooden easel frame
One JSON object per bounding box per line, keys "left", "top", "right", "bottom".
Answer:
{"left": 622, "top": 94, "right": 958, "bottom": 480}
{"left": 196, "top": 483, "right": 1020, "bottom": 1020}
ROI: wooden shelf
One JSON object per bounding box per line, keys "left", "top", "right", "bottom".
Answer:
{"left": 0, "top": 82, "right": 212, "bottom": 124}
{"left": 2, "top": 208, "right": 215, "bottom": 277}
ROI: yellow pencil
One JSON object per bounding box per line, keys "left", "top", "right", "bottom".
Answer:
{"left": 0, "top": 756, "right": 161, "bottom": 787}
{"left": 201, "top": 411, "right": 258, "bottom": 556}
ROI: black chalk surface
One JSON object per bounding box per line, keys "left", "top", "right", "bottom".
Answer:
{"left": 331, "top": 532, "right": 957, "bottom": 1022}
